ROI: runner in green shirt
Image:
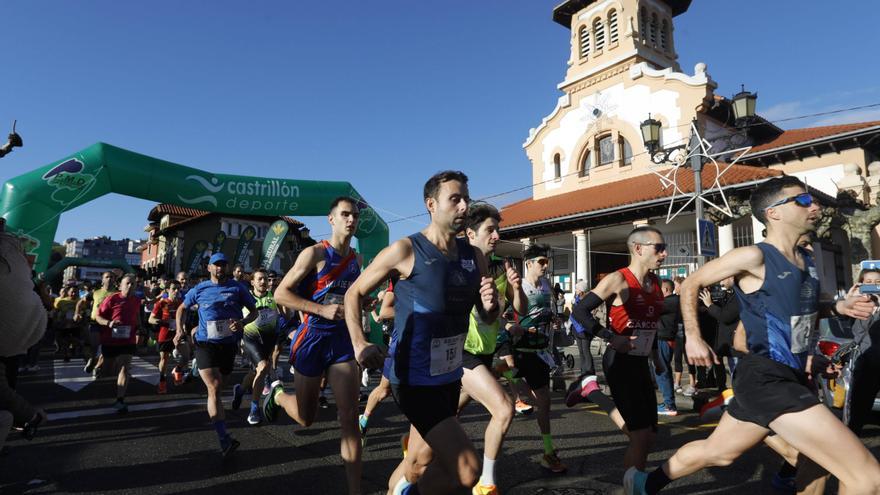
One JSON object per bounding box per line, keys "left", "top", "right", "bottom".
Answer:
{"left": 459, "top": 202, "right": 527, "bottom": 494}
{"left": 231, "top": 267, "right": 279, "bottom": 425}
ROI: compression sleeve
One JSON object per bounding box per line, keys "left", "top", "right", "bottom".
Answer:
{"left": 572, "top": 292, "right": 613, "bottom": 341}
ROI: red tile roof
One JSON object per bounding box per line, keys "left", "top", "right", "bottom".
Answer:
{"left": 748, "top": 121, "right": 880, "bottom": 154}
{"left": 148, "top": 203, "right": 303, "bottom": 231}
{"left": 500, "top": 165, "right": 781, "bottom": 229}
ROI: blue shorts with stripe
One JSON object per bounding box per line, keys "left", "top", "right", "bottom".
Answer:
{"left": 289, "top": 326, "right": 355, "bottom": 378}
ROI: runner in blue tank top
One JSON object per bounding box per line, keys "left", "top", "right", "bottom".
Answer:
{"left": 624, "top": 176, "right": 880, "bottom": 495}
{"left": 262, "top": 197, "right": 364, "bottom": 495}
{"left": 344, "top": 171, "right": 499, "bottom": 495}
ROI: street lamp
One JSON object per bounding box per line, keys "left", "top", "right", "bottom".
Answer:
{"left": 732, "top": 84, "right": 758, "bottom": 125}
{"left": 640, "top": 114, "right": 662, "bottom": 155}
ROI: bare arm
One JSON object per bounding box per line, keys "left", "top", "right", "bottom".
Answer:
{"left": 681, "top": 246, "right": 763, "bottom": 366}
{"left": 378, "top": 291, "right": 396, "bottom": 320}
{"left": 503, "top": 261, "right": 527, "bottom": 316}
{"left": 474, "top": 248, "right": 500, "bottom": 323}
{"left": 344, "top": 239, "right": 413, "bottom": 369}
{"left": 273, "top": 244, "right": 338, "bottom": 320}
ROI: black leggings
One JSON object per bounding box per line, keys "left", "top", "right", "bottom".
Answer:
{"left": 848, "top": 349, "right": 880, "bottom": 435}
{"left": 673, "top": 332, "right": 696, "bottom": 375}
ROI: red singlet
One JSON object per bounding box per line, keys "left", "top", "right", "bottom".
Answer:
{"left": 608, "top": 268, "right": 664, "bottom": 335}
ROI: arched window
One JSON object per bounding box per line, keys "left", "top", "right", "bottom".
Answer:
{"left": 580, "top": 149, "right": 592, "bottom": 177}
{"left": 553, "top": 153, "right": 561, "bottom": 179}
{"left": 593, "top": 18, "right": 605, "bottom": 52}
{"left": 660, "top": 19, "right": 669, "bottom": 50}
{"left": 598, "top": 135, "right": 615, "bottom": 165}
{"left": 608, "top": 10, "right": 619, "bottom": 45}
{"left": 620, "top": 137, "right": 633, "bottom": 165}
{"left": 639, "top": 8, "right": 648, "bottom": 44}
{"left": 650, "top": 13, "right": 658, "bottom": 47}
{"left": 578, "top": 25, "right": 591, "bottom": 59}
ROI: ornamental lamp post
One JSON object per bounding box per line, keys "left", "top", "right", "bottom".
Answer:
{"left": 640, "top": 114, "right": 662, "bottom": 155}
{"left": 732, "top": 84, "right": 758, "bottom": 125}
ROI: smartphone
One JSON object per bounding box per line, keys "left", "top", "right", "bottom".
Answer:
{"left": 861, "top": 260, "right": 880, "bottom": 271}
{"left": 859, "top": 284, "right": 880, "bottom": 295}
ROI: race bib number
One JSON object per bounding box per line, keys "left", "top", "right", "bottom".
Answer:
{"left": 324, "top": 293, "right": 345, "bottom": 305}
{"left": 207, "top": 320, "right": 233, "bottom": 339}
{"left": 112, "top": 325, "right": 132, "bottom": 339}
{"left": 256, "top": 308, "right": 276, "bottom": 329}
{"left": 430, "top": 334, "right": 465, "bottom": 376}
{"left": 629, "top": 329, "right": 657, "bottom": 357}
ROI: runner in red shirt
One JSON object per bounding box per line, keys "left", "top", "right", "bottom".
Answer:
{"left": 149, "top": 280, "right": 183, "bottom": 394}
{"left": 95, "top": 274, "right": 141, "bottom": 414}
{"left": 572, "top": 226, "right": 667, "bottom": 471}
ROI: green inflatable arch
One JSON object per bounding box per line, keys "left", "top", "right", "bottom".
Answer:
{"left": 0, "top": 143, "right": 389, "bottom": 274}
{"left": 44, "top": 257, "right": 135, "bottom": 283}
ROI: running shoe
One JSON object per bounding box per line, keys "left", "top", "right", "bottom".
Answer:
{"left": 623, "top": 467, "right": 648, "bottom": 495}
{"left": 770, "top": 473, "right": 796, "bottom": 494}
{"left": 92, "top": 366, "right": 101, "bottom": 378}
{"left": 113, "top": 400, "right": 128, "bottom": 414}
{"left": 514, "top": 399, "right": 534, "bottom": 416}
{"left": 674, "top": 384, "right": 683, "bottom": 395}
{"left": 472, "top": 483, "right": 498, "bottom": 495}
{"left": 172, "top": 368, "right": 184, "bottom": 386}
{"left": 401, "top": 433, "right": 410, "bottom": 458}
{"left": 157, "top": 381, "right": 168, "bottom": 395}
{"left": 682, "top": 385, "right": 695, "bottom": 397}
{"left": 565, "top": 373, "right": 599, "bottom": 407}
{"left": 262, "top": 380, "right": 284, "bottom": 422}
{"left": 247, "top": 403, "right": 262, "bottom": 425}
{"left": 220, "top": 434, "right": 240, "bottom": 458}
{"left": 232, "top": 384, "right": 244, "bottom": 410}
{"left": 191, "top": 359, "right": 200, "bottom": 378}
{"left": 657, "top": 404, "right": 678, "bottom": 416}
{"left": 319, "top": 395, "right": 329, "bottom": 409}
{"left": 539, "top": 451, "right": 567, "bottom": 474}
{"left": 361, "top": 369, "right": 370, "bottom": 387}
{"left": 359, "top": 414, "right": 369, "bottom": 447}
{"left": 83, "top": 358, "right": 95, "bottom": 374}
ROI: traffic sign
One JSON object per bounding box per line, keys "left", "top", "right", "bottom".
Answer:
{"left": 698, "top": 219, "right": 717, "bottom": 257}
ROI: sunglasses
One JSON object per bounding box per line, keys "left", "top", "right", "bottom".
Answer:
{"left": 529, "top": 258, "right": 549, "bottom": 266}
{"left": 637, "top": 242, "right": 667, "bottom": 253}
{"left": 765, "top": 192, "right": 813, "bottom": 210}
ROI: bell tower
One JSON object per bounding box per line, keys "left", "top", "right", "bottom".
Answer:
{"left": 553, "top": 0, "right": 691, "bottom": 90}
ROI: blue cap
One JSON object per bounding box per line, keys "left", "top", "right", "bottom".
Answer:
{"left": 209, "top": 253, "right": 228, "bottom": 265}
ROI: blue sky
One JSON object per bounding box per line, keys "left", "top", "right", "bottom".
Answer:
{"left": 2, "top": 0, "right": 879, "bottom": 246}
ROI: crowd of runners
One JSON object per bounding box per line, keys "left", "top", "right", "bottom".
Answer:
{"left": 3, "top": 171, "right": 880, "bottom": 495}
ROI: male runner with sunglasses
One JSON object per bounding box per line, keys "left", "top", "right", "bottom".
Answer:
{"left": 572, "top": 226, "right": 667, "bottom": 471}
{"left": 624, "top": 176, "right": 880, "bottom": 494}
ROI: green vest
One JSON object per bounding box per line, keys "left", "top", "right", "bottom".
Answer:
{"left": 243, "top": 292, "right": 279, "bottom": 336}
{"left": 464, "top": 259, "right": 509, "bottom": 355}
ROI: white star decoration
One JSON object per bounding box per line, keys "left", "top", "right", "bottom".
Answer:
{"left": 579, "top": 92, "right": 617, "bottom": 132}
{"left": 648, "top": 121, "right": 753, "bottom": 223}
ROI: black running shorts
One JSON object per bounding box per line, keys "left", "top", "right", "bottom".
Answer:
{"left": 462, "top": 351, "right": 493, "bottom": 370}
{"left": 603, "top": 348, "right": 658, "bottom": 432}
{"left": 390, "top": 381, "right": 461, "bottom": 438}
{"left": 157, "top": 340, "right": 175, "bottom": 354}
{"left": 242, "top": 332, "right": 275, "bottom": 366}
{"left": 726, "top": 354, "right": 820, "bottom": 429}
{"left": 512, "top": 351, "right": 550, "bottom": 390}
{"left": 194, "top": 341, "right": 236, "bottom": 375}
{"left": 102, "top": 344, "right": 136, "bottom": 359}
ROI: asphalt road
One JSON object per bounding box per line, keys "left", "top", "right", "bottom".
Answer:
{"left": 4, "top": 345, "right": 880, "bottom": 495}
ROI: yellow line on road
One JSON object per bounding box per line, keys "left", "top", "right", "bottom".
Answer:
{"left": 577, "top": 404, "right": 719, "bottom": 431}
